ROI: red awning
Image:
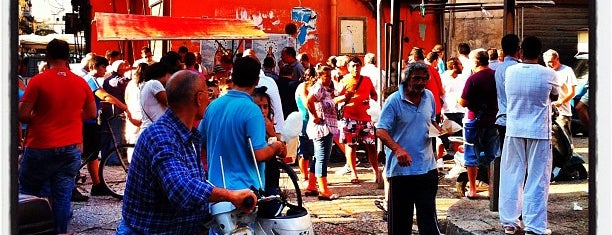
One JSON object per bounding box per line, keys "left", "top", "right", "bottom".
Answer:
{"left": 94, "top": 12, "right": 268, "bottom": 41}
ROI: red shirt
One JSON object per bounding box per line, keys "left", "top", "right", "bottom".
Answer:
{"left": 425, "top": 65, "right": 443, "bottom": 115}
{"left": 341, "top": 75, "right": 375, "bottom": 121}
{"left": 20, "top": 67, "right": 95, "bottom": 148}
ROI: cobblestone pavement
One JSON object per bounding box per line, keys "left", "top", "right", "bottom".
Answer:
{"left": 69, "top": 136, "right": 588, "bottom": 234}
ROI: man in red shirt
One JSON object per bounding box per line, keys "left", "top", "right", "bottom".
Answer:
{"left": 18, "top": 39, "right": 97, "bottom": 234}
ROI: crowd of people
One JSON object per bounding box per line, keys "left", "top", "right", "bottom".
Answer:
{"left": 16, "top": 33, "right": 583, "bottom": 234}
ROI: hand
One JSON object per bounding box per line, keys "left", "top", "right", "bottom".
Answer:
{"left": 394, "top": 148, "right": 413, "bottom": 167}
{"left": 552, "top": 100, "right": 562, "bottom": 107}
{"left": 313, "top": 116, "right": 324, "bottom": 124}
{"left": 275, "top": 141, "right": 287, "bottom": 157}
{"left": 229, "top": 189, "right": 257, "bottom": 214}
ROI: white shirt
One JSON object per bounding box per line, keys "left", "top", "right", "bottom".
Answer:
{"left": 554, "top": 64, "right": 578, "bottom": 116}
{"left": 440, "top": 71, "right": 468, "bottom": 114}
{"left": 459, "top": 55, "right": 473, "bottom": 77}
{"left": 139, "top": 80, "right": 166, "bottom": 131}
{"left": 258, "top": 70, "right": 285, "bottom": 132}
{"left": 124, "top": 79, "right": 142, "bottom": 143}
{"left": 505, "top": 63, "right": 559, "bottom": 139}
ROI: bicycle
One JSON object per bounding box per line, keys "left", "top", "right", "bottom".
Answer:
{"left": 76, "top": 114, "right": 134, "bottom": 200}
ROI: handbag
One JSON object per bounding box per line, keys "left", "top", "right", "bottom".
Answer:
{"left": 336, "top": 76, "right": 364, "bottom": 120}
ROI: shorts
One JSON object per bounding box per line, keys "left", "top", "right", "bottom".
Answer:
{"left": 339, "top": 118, "right": 376, "bottom": 146}
{"left": 298, "top": 135, "right": 314, "bottom": 160}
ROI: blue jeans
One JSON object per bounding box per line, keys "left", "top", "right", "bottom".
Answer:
{"left": 100, "top": 114, "right": 126, "bottom": 165}
{"left": 19, "top": 145, "right": 82, "bottom": 234}
{"left": 463, "top": 122, "right": 500, "bottom": 167}
{"left": 310, "top": 134, "right": 333, "bottom": 177}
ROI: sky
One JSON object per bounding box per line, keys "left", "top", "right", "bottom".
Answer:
{"left": 29, "top": 0, "right": 73, "bottom": 21}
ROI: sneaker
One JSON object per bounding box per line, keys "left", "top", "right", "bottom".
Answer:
{"left": 90, "top": 184, "right": 114, "bottom": 196}
{"left": 335, "top": 166, "right": 352, "bottom": 175}
{"left": 503, "top": 225, "right": 517, "bottom": 234}
{"left": 525, "top": 229, "right": 552, "bottom": 235}
{"left": 71, "top": 188, "right": 89, "bottom": 202}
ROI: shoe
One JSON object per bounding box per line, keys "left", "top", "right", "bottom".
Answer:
{"left": 304, "top": 190, "right": 318, "bottom": 197}
{"left": 374, "top": 199, "right": 387, "bottom": 212}
{"left": 318, "top": 193, "right": 339, "bottom": 201}
{"left": 71, "top": 189, "right": 89, "bottom": 202}
{"left": 335, "top": 166, "right": 352, "bottom": 176}
{"left": 525, "top": 229, "right": 552, "bottom": 235}
{"left": 503, "top": 225, "right": 517, "bottom": 234}
{"left": 90, "top": 184, "right": 114, "bottom": 196}
{"left": 382, "top": 211, "right": 388, "bottom": 221}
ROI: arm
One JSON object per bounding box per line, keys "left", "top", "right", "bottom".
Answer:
{"left": 553, "top": 84, "right": 575, "bottom": 107}
{"left": 82, "top": 99, "right": 98, "bottom": 121}
{"left": 154, "top": 91, "right": 168, "bottom": 109}
{"left": 17, "top": 102, "right": 34, "bottom": 124}
{"left": 457, "top": 97, "right": 468, "bottom": 108}
{"left": 253, "top": 141, "right": 286, "bottom": 161}
{"left": 208, "top": 188, "right": 257, "bottom": 213}
{"left": 369, "top": 80, "right": 378, "bottom": 102}
{"left": 306, "top": 92, "right": 323, "bottom": 124}
{"left": 377, "top": 128, "right": 412, "bottom": 166}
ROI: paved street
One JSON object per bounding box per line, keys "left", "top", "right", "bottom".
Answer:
{"left": 69, "top": 136, "right": 589, "bottom": 234}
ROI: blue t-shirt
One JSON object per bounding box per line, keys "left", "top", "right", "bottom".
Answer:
{"left": 83, "top": 74, "right": 102, "bottom": 124}
{"left": 375, "top": 85, "right": 437, "bottom": 177}
{"left": 199, "top": 90, "right": 268, "bottom": 190}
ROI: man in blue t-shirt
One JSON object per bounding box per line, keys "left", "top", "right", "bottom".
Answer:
{"left": 199, "top": 56, "right": 287, "bottom": 191}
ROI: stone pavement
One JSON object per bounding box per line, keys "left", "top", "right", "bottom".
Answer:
{"left": 68, "top": 136, "right": 589, "bottom": 234}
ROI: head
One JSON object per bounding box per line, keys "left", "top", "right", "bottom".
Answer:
{"left": 90, "top": 56, "right": 110, "bottom": 77}
{"left": 46, "top": 39, "right": 70, "bottom": 65}
{"left": 301, "top": 66, "right": 317, "bottom": 84}
{"left": 543, "top": 49, "right": 561, "bottom": 70}
{"left": 501, "top": 34, "right": 520, "bottom": 58}
{"left": 297, "top": 53, "right": 310, "bottom": 69}
{"left": 401, "top": 62, "right": 430, "bottom": 95}
{"left": 327, "top": 55, "right": 337, "bottom": 69}
{"left": 432, "top": 44, "right": 445, "bottom": 57}
{"left": 242, "top": 49, "right": 261, "bottom": 64}
{"left": 160, "top": 51, "right": 183, "bottom": 74}
{"left": 106, "top": 50, "right": 121, "bottom": 64}
{"left": 521, "top": 36, "right": 543, "bottom": 61}
{"left": 263, "top": 56, "right": 276, "bottom": 71}
{"left": 184, "top": 52, "right": 197, "bottom": 69}
{"left": 458, "top": 43, "right": 471, "bottom": 56}
{"left": 251, "top": 86, "right": 273, "bottom": 120}
{"left": 281, "top": 47, "right": 297, "bottom": 64}
{"left": 316, "top": 65, "right": 333, "bottom": 87}
{"left": 469, "top": 48, "right": 489, "bottom": 67}
{"left": 446, "top": 57, "right": 463, "bottom": 74}
{"left": 134, "top": 63, "right": 148, "bottom": 84}
{"left": 335, "top": 55, "right": 349, "bottom": 74}
{"left": 141, "top": 46, "right": 153, "bottom": 59}
{"left": 364, "top": 53, "right": 376, "bottom": 65}
{"left": 165, "top": 70, "right": 209, "bottom": 120}
{"left": 143, "top": 62, "right": 172, "bottom": 85}
{"left": 80, "top": 52, "right": 96, "bottom": 71}
{"left": 426, "top": 51, "right": 439, "bottom": 65}
{"left": 347, "top": 56, "right": 362, "bottom": 77}
{"left": 111, "top": 60, "right": 130, "bottom": 75}
{"left": 178, "top": 46, "right": 189, "bottom": 61}
{"left": 220, "top": 54, "right": 234, "bottom": 71}
{"left": 232, "top": 56, "right": 261, "bottom": 88}
{"left": 409, "top": 47, "right": 425, "bottom": 63}
{"left": 487, "top": 48, "right": 499, "bottom": 61}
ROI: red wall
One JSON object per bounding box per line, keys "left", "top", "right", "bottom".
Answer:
{"left": 89, "top": 0, "right": 440, "bottom": 68}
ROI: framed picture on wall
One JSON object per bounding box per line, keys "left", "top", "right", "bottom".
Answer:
{"left": 338, "top": 17, "right": 366, "bottom": 55}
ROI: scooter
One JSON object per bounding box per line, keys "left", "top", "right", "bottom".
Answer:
{"left": 551, "top": 109, "right": 588, "bottom": 181}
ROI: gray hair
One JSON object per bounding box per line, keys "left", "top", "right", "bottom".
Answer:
{"left": 166, "top": 70, "right": 203, "bottom": 107}
{"left": 401, "top": 62, "right": 430, "bottom": 85}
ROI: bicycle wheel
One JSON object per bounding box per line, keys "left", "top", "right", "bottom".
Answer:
{"left": 99, "top": 144, "right": 134, "bottom": 200}
{"left": 276, "top": 161, "right": 303, "bottom": 208}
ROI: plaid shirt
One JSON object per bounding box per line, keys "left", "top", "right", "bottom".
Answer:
{"left": 122, "top": 109, "right": 213, "bottom": 234}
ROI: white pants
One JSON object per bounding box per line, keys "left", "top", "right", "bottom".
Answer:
{"left": 498, "top": 137, "right": 552, "bottom": 234}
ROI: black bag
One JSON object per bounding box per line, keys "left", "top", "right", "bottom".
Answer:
{"left": 18, "top": 194, "right": 55, "bottom": 235}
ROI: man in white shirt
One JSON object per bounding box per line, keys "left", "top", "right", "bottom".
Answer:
{"left": 360, "top": 53, "right": 385, "bottom": 94}
{"left": 543, "top": 49, "right": 578, "bottom": 140}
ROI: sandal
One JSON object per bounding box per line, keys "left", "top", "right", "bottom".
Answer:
{"left": 318, "top": 193, "right": 339, "bottom": 201}
{"left": 350, "top": 178, "right": 361, "bottom": 184}
{"left": 373, "top": 199, "right": 387, "bottom": 212}
{"left": 304, "top": 190, "right": 318, "bottom": 197}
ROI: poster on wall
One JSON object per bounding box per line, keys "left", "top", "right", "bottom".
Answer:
{"left": 338, "top": 17, "right": 366, "bottom": 55}
{"left": 251, "top": 34, "right": 296, "bottom": 66}
{"left": 199, "top": 40, "right": 238, "bottom": 74}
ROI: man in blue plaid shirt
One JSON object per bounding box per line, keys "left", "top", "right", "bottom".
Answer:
{"left": 116, "top": 70, "right": 256, "bottom": 234}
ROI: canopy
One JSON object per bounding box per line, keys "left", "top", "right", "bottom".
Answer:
{"left": 19, "top": 33, "right": 78, "bottom": 49}
{"left": 94, "top": 12, "right": 269, "bottom": 41}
